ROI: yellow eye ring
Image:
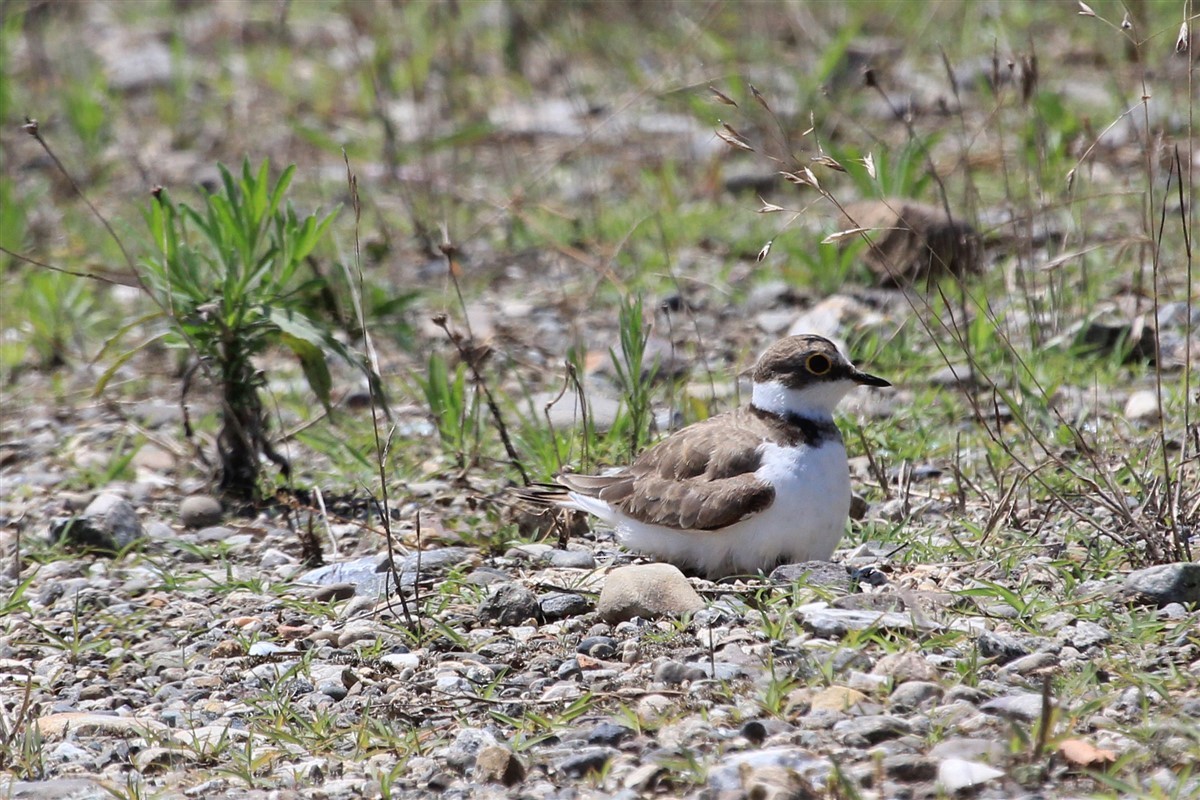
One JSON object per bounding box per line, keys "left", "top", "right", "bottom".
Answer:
{"left": 806, "top": 353, "right": 832, "bottom": 375}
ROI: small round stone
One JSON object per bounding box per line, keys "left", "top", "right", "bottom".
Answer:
{"left": 179, "top": 495, "right": 223, "bottom": 529}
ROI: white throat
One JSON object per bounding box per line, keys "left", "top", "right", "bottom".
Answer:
{"left": 751, "top": 379, "right": 854, "bottom": 420}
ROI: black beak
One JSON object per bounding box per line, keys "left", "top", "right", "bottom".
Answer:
{"left": 851, "top": 368, "right": 891, "bottom": 388}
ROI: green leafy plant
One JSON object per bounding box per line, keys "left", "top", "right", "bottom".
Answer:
{"left": 10, "top": 268, "right": 104, "bottom": 370}
{"left": 609, "top": 295, "right": 660, "bottom": 458}
{"left": 417, "top": 350, "right": 478, "bottom": 469}
{"left": 127, "top": 158, "right": 375, "bottom": 502}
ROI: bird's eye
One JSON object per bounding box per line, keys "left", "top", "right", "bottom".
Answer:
{"left": 806, "top": 353, "right": 832, "bottom": 375}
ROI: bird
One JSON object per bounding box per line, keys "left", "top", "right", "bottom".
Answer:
{"left": 548, "top": 334, "right": 890, "bottom": 578}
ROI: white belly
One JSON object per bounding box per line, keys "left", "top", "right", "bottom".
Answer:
{"left": 602, "top": 440, "right": 852, "bottom": 577}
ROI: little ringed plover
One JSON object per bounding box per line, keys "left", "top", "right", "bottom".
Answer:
{"left": 554, "top": 334, "right": 890, "bottom": 578}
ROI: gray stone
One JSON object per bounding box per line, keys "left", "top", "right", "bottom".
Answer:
{"left": 545, "top": 549, "right": 597, "bottom": 569}
{"left": 977, "top": 631, "right": 1031, "bottom": 663}
{"left": 538, "top": 390, "right": 622, "bottom": 433}
{"left": 299, "top": 554, "right": 391, "bottom": 597}
{"left": 597, "top": 564, "right": 704, "bottom": 622}
{"left": 833, "top": 715, "right": 912, "bottom": 745}
{"left": 539, "top": 591, "right": 592, "bottom": 621}
{"left": 50, "top": 494, "right": 144, "bottom": 553}
{"left": 873, "top": 651, "right": 937, "bottom": 683}
{"left": 318, "top": 681, "right": 348, "bottom": 701}
{"left": 787, "top": 294, "right": 884, "bottom": 340}
{"left": 882, "top": 753, "right": 937, "bottom": 781}
{"left": 981, "top": 693, "right": 1046, "bottom": 722}
{"left": 586, "top": 722, "right": 634, "bottom": 746}
{"left": 1000, "top": 652, "right": 1059, "bottom": 675}
{"left": 577, "top": 636, "right": 618, "bottom": 658}
{"left": 1062, "top": 620, "right": 1111, "bottom": 650}
{"left": 797, "top": 604, "right": 938, "bottom": 637}
{"left": 890, "top": 681, "right": 944, "bottom": 711}
{"left": 556, "top": 746, "right": 615, "bottom": 777}
{"left": 770, "top": 560, "right": 852, "bottom": 591}
{"left": 478, "top": 583, "right": 540, "bottom": 626}
{"left": 444, "top": 727, "right": 499, "bottom": 772}
{"left": 179, "top": 495, "right": 222, "bottom": 529}
{"left": 397, "top": 547, "right": 477, "bottom": 584}
{"left": 654, "top": 660, "right": 707, "bottom": 686}
{"left": 259, "top": 547, "right": 296, "bottom": 569}
{"left": 193, "top": 525, "right": 235, "bottom": 543}
{"left": 1124, "top": 563, "right": 1200, "bottom": 606}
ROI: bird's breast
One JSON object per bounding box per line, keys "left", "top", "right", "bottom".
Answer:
{"left": 754, "top": 440, "right": 852, "bottom": 530}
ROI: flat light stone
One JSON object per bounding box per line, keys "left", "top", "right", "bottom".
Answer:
{"left": 796, "top": 603, "right": 943, "bottom": 637}
{"left": 929, "top": 737, "right": 1008, "bottom": 763}
{"left": 937, "top": 758, "right": 1005, "bottom": 793}
{"left": 597, "top": 564, "right": 704, "bottom": 622}
{"left": 0, "top": 778, "right": 108, "bottom": 799}
{"left": 1123, "top": 389, "right": 1160, "bottom": 421}
{"left": 35, "top": 712, "right": 167, "bottom": 739}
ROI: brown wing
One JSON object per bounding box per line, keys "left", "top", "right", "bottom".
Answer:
{"left": 558, "top": 407, "right": 775, "bottom": 531}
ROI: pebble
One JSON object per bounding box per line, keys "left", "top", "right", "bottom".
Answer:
{"left": 474, "top": 745, "right": 526, "bottom": 786}
{"left": 545, "top": 548, "right": 597, "bottom": 569}
{"left": 981, "top": 693, "right": 1047, "bottom": 722}
{"left": 769, "top": 560, "right": 853, "bottom": 590}
{"left": 636, "top": 694, "right": 674, "bottom": 724}
{"left": 654, "top": 660, "right": 707, "bottom": 686}
{"left": 539, "top": 591, "right": 592, "bottom": 620}
{"left": 890, "top": 681, "right": 944, "bottom": 711}
{"left": 797, "top": 604, "right": 938, "bottom": 637}
{"left": 577, "top": 636, "right": 619, "bottom": 658}
{"left": 1124, "top": 563, "right": 1200, "bottom": 606}
{"left": 707, "top": 748, "right": 830, "bottom": 792}
{"left": 179, "top": 495, "right": 223, "bottom": 528}
{"left": 1123, "top": 389, "right": 1160, "bottom": 421}
{"left": 556, "top": 747, "right": 615, "bottom": 777}
{"left": 833, "top": 715, "right": 912, "bottom": 745}
{"left": 1000, "top": 652, "right": 1059, "bottom": 675}
{"left": 977, "top": 631, "right": 1031, "bottom": 663}
{"left": 811, "top": 685, "right": 867, "bottom": 711}
{"left": 1062, "top": 620, "right": 1111, "bottom": 650}
{"left": 51, "top": 494, "right": 145, "bottom": 553}
{"left": 35, "top": 712, "right": 166, "bottom": 739}
{"left": 587, "top": 722, "right": 634, "bottom": 746}
{"left": 596, "top": 563, "right": 704, "bottom": 622}
{"left": 477, "top": 582, "right": 540, "bottom": 626}
{"left": 443, "top": 728, "right": 499, "bottom": 772}
{"left": 873, "top": 651, "right": 937, "bottom": 683}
